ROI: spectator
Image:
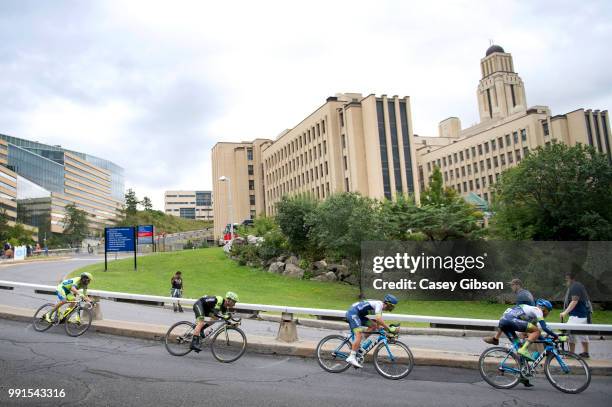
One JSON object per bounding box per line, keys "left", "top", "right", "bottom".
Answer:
{"left": 170, "top": 271, "right": 184, "bottom": 312}
{"left": 483, "top": 278, "right": 535, "bottom": 345}
{"left": 560, "top": 270, "right": 592, "bottom": 358}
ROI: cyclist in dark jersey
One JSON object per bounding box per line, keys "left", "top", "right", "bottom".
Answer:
{"left": 344, "top": 294, "right": 399, "bottom": 368}
{"left": 190, "top": 291, "right": 239, "bottom": 351}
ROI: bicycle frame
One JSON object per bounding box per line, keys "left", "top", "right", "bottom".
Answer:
{"left": 333, "top": 329, "right": 396, "bottom": 361}
{"left": 498, "top": 338, "right": 570, "bottom": 376}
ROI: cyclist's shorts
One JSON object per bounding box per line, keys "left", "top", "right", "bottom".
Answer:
{"left": 56, "top": 287, "right": 75, "bottom": 302}
{"left": 499, "top": 317, "right": 529, "bottom": 333}
{"left": 346, "top": 311, "right": 371, "bottom": 333}
{"left": 193, "top": 299, "right": 215, "bottom": 322}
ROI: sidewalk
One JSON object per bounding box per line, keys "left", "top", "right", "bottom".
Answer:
{"left": 2, "top": 304, "right": 611, "bottom": 375}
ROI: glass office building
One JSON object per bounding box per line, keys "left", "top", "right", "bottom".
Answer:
{"left": 1, "top": 134, "right": 125, "bottom": 235}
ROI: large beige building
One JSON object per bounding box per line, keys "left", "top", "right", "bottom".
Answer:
{"left": 212, "top": 93, "right": 420, "bottom": 238}
{"left": 164, "top": 190, "right": 213, "bottom": 220}
{"left": 211, "top": 139, "right": 272, "bottom": 239}
{"left": 417, "top": 45, "right": 611, "bottom": 202}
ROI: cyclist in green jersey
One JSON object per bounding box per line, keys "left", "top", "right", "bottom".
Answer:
{"left": 45, "top": 272, "right": 93, "bottom": 322}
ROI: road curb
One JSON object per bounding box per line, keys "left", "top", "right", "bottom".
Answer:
{"left": 2, "top": 304, "right": 611, "bottom": 375}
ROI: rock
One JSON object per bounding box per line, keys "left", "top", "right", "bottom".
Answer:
{"left": 311, "top": 271, "right": 337, "bottom": 282}
{"left": 247, "top": 235, "right": 258, "bottom": 245}
{"left": 283, "top": 263, "right": 304, "bottom": 279}
{"left": 246, "top": 261, "right": 258, "bottom": 268}
{"left": 278, "top": 255, "right": 288, "bottom": 262}
{"left": 335, "top": 265, "right": 350, "bottom": 279}
{"left": 286, "top": 255, "right": 299, "bottom": 266}
{"left": 313, "top": 260, "right": 328, "bottom": 270}
{"left": 344, "top": 274, "right": 359, "bottom": 286}
{"left": 268, "top": 262, "right": 285, "bottom": 273}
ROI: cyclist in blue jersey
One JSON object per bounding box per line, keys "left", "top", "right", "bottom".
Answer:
{"left": 495, "top": 299, "right": 566, "bottom": 387}
{"left": 45, "top": 272, "right": 93, "bottom": 322}
{"left": 344, "top": 294, "right": 399, "bottom": 368}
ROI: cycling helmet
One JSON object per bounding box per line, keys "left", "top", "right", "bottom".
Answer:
{"left": 384, "top": 294, "right": 398, "bottom": 305}
{"left": 536, "top": 299, "right": 553, "bottom": 311}
{"left": 225, "top": 291, "right": 239, "bottom": 302}
{"left": 80, "top": 272, "right": 93, "bottom": 283}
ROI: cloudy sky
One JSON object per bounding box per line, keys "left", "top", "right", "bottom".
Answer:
{"left": 1, "top": 0, "right": 610, "bottom": 209}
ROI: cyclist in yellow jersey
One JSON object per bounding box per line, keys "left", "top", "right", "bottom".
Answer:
{"left": 45, "top": 272, "right": 93, "bottom": 322}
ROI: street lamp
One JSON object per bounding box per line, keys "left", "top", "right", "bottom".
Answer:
{"left": 219, "top": 176, "right": 233, "bottom": 243}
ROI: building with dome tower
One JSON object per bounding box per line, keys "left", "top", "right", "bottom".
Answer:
{"left": 416, "top": 44, "right": 610, "bottom": 204}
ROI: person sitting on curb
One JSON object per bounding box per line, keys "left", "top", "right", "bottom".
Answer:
{"left": 483, "top": 278, "right": 534, "bottom": 345}
{"left": 344, "top": 294, "right": 399, "bottom": 368}
{"left": 190, "top": 291, "right": 239, "bottom": 351}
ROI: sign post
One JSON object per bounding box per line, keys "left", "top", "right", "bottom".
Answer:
{"left": 104, "top": 226, "right": 137, "bottom": 271}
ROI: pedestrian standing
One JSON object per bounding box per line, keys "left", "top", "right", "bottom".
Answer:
{"left": 560, "top": 270, "right": 592, "bottom": 358}
{"left": 170, "top": 271, "right": 184, "bottom": 312}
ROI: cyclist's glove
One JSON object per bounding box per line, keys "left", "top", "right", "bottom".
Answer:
{"left": 557, "top": 335, "right": 568, "bottom": 342}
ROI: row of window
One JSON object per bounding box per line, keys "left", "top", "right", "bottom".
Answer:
{"left": 266, "top": 152, "right": 329, "bottom": 185}
{"left": 267, "top": 182, "right": 331, "bottom": 213}
{"left": 441, "top": 148, "right": 529, "bottom": 181}
{"left": 266, "top": 140, "right": 328, "bottom": 182}
{"left": 265, "top": 118, "right": 327, "bottom": 168}
{"left": 426, "top": 129, "right": 528, "bottom": 172}
{"left": 267, "top": 161, "right": 329, "bottom": 195}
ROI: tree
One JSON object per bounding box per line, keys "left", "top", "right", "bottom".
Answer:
{"left": 411, "top": 200, "right": 485, "bottom": 241}
{"left": 63, "top": 204, "right": 89, "bottom": 247}
{"left": 307, "top": 193, "right": 381, "bottom": 298}
{"left": 0, "top": 209, "right": 9, "bottom": 243}
{"left": 275, "top": 194, "right": 318, "bottom": 256}
{"left": 491, "top": 143, "right": 612, "bottom": 240}
{"left": 378, "top": 194, "right": 421, "bottom": 240}
{"left": 125, "top": 189, "right": 139, "bottom": 216}
{"left": 421, "top": 166, "right": 460, "bottom": 207}
{"left": 141, "top": 196, "right": 153, "bottom": 211}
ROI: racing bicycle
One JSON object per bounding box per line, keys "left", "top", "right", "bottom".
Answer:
{"left": 164, "top": 314, "right": 247, "bottom": 363}
{"left": 32, "top": 297, "right": 95, "bottom": 337}
{"left": 316, "top": 324, "right": 414, "bottom": 380}
{"left": 479, "top": 336, "right": 591, "bottom": 394}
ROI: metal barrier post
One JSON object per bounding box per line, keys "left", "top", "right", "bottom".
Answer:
{"left": 277, "top": 312, "right": 298, "bottom": 342}
{"left": 90, "top": 296, "right": 103, "bottom": 320}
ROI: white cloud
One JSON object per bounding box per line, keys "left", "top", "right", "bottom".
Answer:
{"left": 0, "top": 0, "right": 610, "bottom": 210}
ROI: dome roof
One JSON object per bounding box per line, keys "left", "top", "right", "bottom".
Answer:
{"left": 485, "top": 44, "right": 505, "bottom": 56}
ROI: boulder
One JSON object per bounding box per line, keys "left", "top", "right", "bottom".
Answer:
{"left": 311, "top": 271, "right": 337, "bottom": 282}
{"left": 268, "top": 262, "right": 285, "bottom": 274}
{"left": 247, "top": 235, "right": 258, "bottom": 245}
{"left": 283, "top": 263, "right": 304, "bottom": 279}
{"left": 313, "top": 260, "right": 328, "bottom": 270}
{"left": 344, "top": 274, "right": 359, "bottom": 286}
{"left": 335, "top": 265, "right": 350, "bottom": 279}
{"left": 278, "top": 255, "right": 288, "bottom": 262}
{"left": 286, "top": 255, "right": 299, "bottom": 266}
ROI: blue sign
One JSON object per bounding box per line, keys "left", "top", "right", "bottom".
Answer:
{"left": 137, "top": 225, "right": 154, "bottom": 245}
{"left": 105, "top": 227, "right": 135, "bottom": 252}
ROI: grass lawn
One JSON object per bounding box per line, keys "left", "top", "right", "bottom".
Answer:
{"left": 73, "top": 247, "right": 612, "bottom": 324}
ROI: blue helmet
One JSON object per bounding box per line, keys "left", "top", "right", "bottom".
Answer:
{"left": 384, "top": 294, "right": 398, "bottom": 305}
{"left": 536, "top": 299, "right": 553, "bottom": 311}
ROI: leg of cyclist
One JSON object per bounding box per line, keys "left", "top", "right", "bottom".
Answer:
{"left": 345, "top": 314, "right": 372, "bottom": 368}
{"left": 191, "top": 300, "right": 206, "bottom": 351}
{"left": 518, "top": 323, "right": 540, "bottom": 360}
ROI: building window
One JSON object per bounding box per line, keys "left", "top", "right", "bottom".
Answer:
{"left": 249, "top": 195, "right": 255, "bottom": 205}
{"left": 484, "top": 192, "right": 488, "bottom": 201}
{"left": 498, "top": 137, "right": 504, "bottom": 148}
{"left": 480, "top": 160, "right": 484, "bottom": 171}
{"left": 248, "top": 165, "right": 254, "bottom": 175}
{"left": 427, "top": 162, "right": 431, "bottom": 171}
{"left": 339, "top": 111, "right": 344, "bottom": 127}
{"left": 471, "top": 146, "right": 476, "bottom": 156}
{"left": 523, "top": 146, "right": 529, "bottom": 156}
{"left": 345, "top": 177, "right": 349, "bottom": 192}
{"left": 323, "top": 140, "right": 327, "bottom": 154}
{"left": 484, "top": 142, "right": 489, "bottom": 153}
{"left": 491, "top": 139, "right": 496, "bottom": 150}
{"left": 505, "top": 134, "right": 511, "bottom": 146}
{"left": 443, "top": 157, "right": 447, "bottom": 166}
{"left": 507, "top": 152, "right": 513, "bottom": 163}
{"left": 325, "top": 161, "right": 328, "bottom": 175}
{"left": 453, "top": 153, "right": 458, "bottom": 162}
{"left": 467, "top": 165, "right": 471, "bottom": 175}
{"left": 247, "top": 148, "right": 253, "bottom": 161}
{"left": 486, "top": 158, "right": 491, "bottom": 169}
{"left": 482, "top": 177, "right": 486, "bottom": 187}
{"left": 542, "top": 122, "right": 549, "bottom": 137}
{"left": 463, "top": 181, "right": 467, "bottom": 191}
{"left": 521, "top": 128, "right": 527, "bottom": 141}
{"left": 475, "top": 179, "right": 480, "bottom": 189}
{"left": 249, "top": 180, "right": 255, "bottom": 190}
{"left": 376, "top": 100, "right": 391, "bottom": 199}
{"left": 493, "top": 156, "right": 498, "bottom": 167}
{"left": 342, "top": 134, "right": 346, "bottom": 149}
{"left": 515, "top": 149, "right": 521, "bottom": 162}
{"left": 478, "top": 144, "right": 483, "bottom": 155}
{"left": 469, "top": 180, "right": 473, "bottom": 190}
{"left": 473, "top": 163, "right": 478, "bottom": 173}
{"left": 465, "top": 149, "right": 470, "bottom": 159}
{"left": 459, "top": 151, "right": 464, "bottom": 161}
{"left": 513, "top": 132, "right": 519, "bottom": 144}
{"left": 444, "top": 172, "right": 448, "bottom": 181}
{"left": 322, "top": 119, "right": 326, "bottom": 134}
{"left": 500, "top": 154, "right": 505, "bottom": 165}
{"left": 461, "top": 166, "right": 465, "bottom": 176}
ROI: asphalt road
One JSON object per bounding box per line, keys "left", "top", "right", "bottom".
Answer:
{"left": 2, "top": 258, "right": 612, "bottom": 358}
{"left": 1, "top": 320, "right": 611, "bottom": 407}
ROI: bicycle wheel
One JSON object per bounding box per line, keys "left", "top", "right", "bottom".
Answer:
{"left": 32, "top": 303, "right": 55, "bottom": 332}
{"left": 165, "top": 321, "right": 196, "bottom": 356}
{"left": 373, "top": 340, "right": 414, "bottom": 379}
{"left": 65, "top": 306, "right": 93, "bottom": 337}
{"left": 478, "top": 347, "right": 521, "bottom": 389}
{"left": 316, "top": 335, "right": 352, "bottom": 373}
{"left": 210, "top": 326, "right": 247, "bottom": 363}
{"left": 544, "top": 350, "right": 591, "bottom": 394}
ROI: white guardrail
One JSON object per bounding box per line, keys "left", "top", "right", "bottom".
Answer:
{"left": 1, "top": 279, "right": 612, "bottom": 333}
